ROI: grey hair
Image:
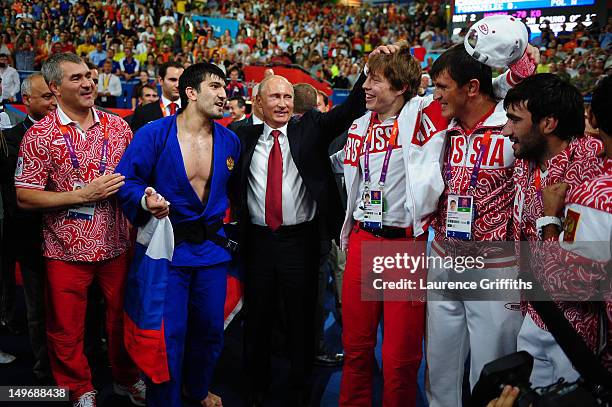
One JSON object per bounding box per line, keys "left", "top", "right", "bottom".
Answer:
{"left": 20, "top": 72, "right": 45, "bottom": 96}
{"left": 41, "top": 53, "right": 84, "bottom": 87}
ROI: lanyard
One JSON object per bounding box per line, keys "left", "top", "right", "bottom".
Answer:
{"left": 102, "top": 74, "right": 110, "bottom": 90}
{"left": 445, "top": 130, "right": 493, "bottom": 193}
{"left": 363, "top": 116, "right": 399, "bottom": 187}
{"left": 534, "top": 167, "right": 542, "bottom": 199}
{"left": 58, "top": 115, "right": 109, "bottom": 176}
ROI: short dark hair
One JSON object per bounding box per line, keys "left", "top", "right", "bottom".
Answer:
{"left": 591, "top": 75, "right": 612, "bottom": 135}
{"left": 293, "top": 83, "right": 317, "bottom": 114}
{"left": 158, "top": 61, "right": 185, "bottom": 80}
{"left": 228, "top": 95, "right": 246, "bottom": 108}
{"left": 138, "top": 83, "right": 157, "bottom": 98}
{"left": 430, "top": 44, "right": 495, "bottom": 100}
{"left": 178, "top": 62, "right": 227, "bottom": 110}
{"left": 504, "top": 73, "right": 584, "bottom": 141}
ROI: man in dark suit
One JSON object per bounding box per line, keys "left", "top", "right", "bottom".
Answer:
{"left": 129, "top": 61, "right": 184, "bottom": 133}
{"left": 0, "top": 72, "right": 56, "bottom": 380}
{"left": 234, "top": 46, "right": 394, "bottom": 406}
{"left": 227, "top": 84, "right": 264, "bottom": 133}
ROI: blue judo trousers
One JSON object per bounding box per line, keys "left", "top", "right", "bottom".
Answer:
{"left": 116, "top": 116, "right": 241, "bottom": 406}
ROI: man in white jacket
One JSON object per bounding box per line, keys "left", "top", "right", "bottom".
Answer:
{"left": 333, "top": 42, "right": 448, "bottom": 407}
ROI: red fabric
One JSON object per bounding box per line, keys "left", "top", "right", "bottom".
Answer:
{"left": 265, "top": 130, "right": 283, "bottom": 230}
{"left": 339, "top": 228, "right": 426, "bottom": 407}
{"left": 45, "top": 253, "right": 138, "bottom": 400}
{"left": 15, "top": 109, "right": 132, "bottom": 262}
{"left": 123, "top": 313, "right": 170, "bottom": 384}
{"left": 168, "top": 102, "right": 177, "bottom": 115}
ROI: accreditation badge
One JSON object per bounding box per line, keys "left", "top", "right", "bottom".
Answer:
{"left": 362, "top": 187, "right": 383, "bottom": 230}
{"left": 446, "top": 194, "right": 473, "bottom": 240}
{"left": 67, "top": 181, "right": 96, "bottom": 221}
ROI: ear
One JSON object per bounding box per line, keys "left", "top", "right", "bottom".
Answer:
{"left": 185, "top": 86, "right": 198, "bottom": 102}
{"left": 466, "top": 79, "right": 481, "bottom": 97}
{"left": 48, "top": 81, "right": 60, "bottom": 98}
{"left": 540, "top": 116, "right": 559, "bottom": 136}
{"left": 22, "top": 93, "right": 31, "bottom": 107}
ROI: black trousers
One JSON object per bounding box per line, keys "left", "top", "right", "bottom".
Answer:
{"left": 244, "top": 221, "right": 319, "bottom": 394}
{"left": 1, "top": 216, "right": 50, "bottom": 379}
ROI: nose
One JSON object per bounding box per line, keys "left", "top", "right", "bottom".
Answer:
{"left": 362, "top": 76, "right": 371, "bottom": 91}
{"left": 502, "top": 121, "right": 512, "bottom": 137}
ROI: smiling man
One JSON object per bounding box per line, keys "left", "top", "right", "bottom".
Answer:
{"left": 503, "top": 73, "right": 603, "bottom": 387}
{"left": 116, "top": 62, "right": 240, "bottom": 407}
{"left": 15, "top": 53, "right": 144, "bottom": 407}
{"left": 232, "top": 43, "right": 383, "bottom": 404}
{"left": 333, "top": 43, "right": 439, "bottom": 407}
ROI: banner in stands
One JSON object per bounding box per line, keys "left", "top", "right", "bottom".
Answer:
{"left": 191, "top": 15, "right": 240, "bottom": 39}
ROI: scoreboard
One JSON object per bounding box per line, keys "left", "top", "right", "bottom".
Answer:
{"left": 454, "top": 0, "right": 595, "bottom": 15}
{"left": 451, "top": 0, "right": 602, "bottom": 39}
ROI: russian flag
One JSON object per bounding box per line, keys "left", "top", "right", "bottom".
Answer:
{"left": 123, "top": 217, "right": 243, "bottom": 383}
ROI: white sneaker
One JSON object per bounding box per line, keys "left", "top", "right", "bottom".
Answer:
{"left": 0, "top": 351, "right": 15, "bottom": 364}
{"left": 113, "top": 379, "right": 146, "bottom": 406}
{"left": 73, "top": 390, "right": 96, "bottom": 407}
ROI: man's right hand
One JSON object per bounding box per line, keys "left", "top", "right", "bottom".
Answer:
{"left": 144, "top": 187, "right": 170, "bottom": 219}
{"left": 77, "top": 173, "right": 125, "bottom": 203}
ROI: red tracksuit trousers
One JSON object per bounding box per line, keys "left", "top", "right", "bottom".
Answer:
{"left": 45, "top": 253, "right": 139, "bottom": 400}
{"left": 339, "top": 227, "right": 426, "bottom": 407}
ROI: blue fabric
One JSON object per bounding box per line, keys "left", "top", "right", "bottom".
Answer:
{"left": 146, "top": 263, "right": 228, "bottom": 407}
{"left": 116, "top": 115, "right": 241, "bottom": 267}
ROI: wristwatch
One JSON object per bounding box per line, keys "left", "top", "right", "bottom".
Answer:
{"left": 536, "top": 216, "right": 562, "bottom": 231}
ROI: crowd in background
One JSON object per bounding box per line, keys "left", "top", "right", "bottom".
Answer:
{"left": 0, "top": 0, "right": 610, "bottom": 108}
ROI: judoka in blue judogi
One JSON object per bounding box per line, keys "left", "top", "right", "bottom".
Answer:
{"left": 116, "top": 63, "right": 240, "bottom": 407}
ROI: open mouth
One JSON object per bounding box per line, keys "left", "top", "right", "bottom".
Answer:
{"left": 214, "top": 101, "right": 224, "bottom": 108}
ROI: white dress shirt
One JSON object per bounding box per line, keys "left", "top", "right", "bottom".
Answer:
{"left": 0, "top": 65, "right": 20, "bottom": 100}
{"left": 97, "top": 73, "right": 122, "bottom": 97}
{"left": 247, "top": 123, "right": 316, "bottom": 227}
{"left": 161, "top": 95, "right": 181, "bottom": 116}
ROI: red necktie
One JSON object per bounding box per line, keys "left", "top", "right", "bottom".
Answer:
{"left": 265, "top": 130, "right": 283, "bottom": 231}
{"left": 168, "top": 102, "right": 177, "bottom": 115}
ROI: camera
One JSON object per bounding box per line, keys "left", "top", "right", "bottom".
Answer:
{"left": 470, "top": 351, "right": 611, "bottom": 407}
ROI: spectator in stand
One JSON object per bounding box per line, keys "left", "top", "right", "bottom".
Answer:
{"left": 15, "top": 52, "right": 145, "bottom": 407}
{"left": 98, "top": 49, "right": 120, "bottom": 74}
{"left": 571, "top": 63, "right": 597, "bottom": 95}
{"left": 0, "top": 54, "right": 20, "bottom": 103}
{"left": 227, "top": 95, "right": 247, "bottom": 123}
{"left": 88, "top": 43, "right": 107, "bottom": 67}
{"left": 556, "top": 60, "right": 572, "bottom": 82}
{"left": 120, "top": 48, "right": 140, "bottom": 81}
{"left": 97, "top": 59, "right": 122, "bottom": 108}
{"left": 226, "top": 66, "right": 247, "bottom": 98}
